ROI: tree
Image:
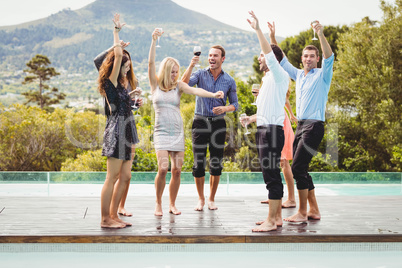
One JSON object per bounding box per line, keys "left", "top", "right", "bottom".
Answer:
{"left": 22, "top": 54, "right": 65, "bottom": 110}
{"left": 330, "top": 0, "right": 402, "bottom": 171}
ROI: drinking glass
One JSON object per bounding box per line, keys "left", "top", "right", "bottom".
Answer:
{"left": 193, "top": 46, "right": 201, "bottom": 68}
{"left": 156, "top": 28, "right": 163, "bottom": 48}
{"left": 311, "top": 21, "right": 318, "bottom": 40}
{"left": 251, "top": 84, "right": 259, "bottom": 105}
{"left": 240, "top": 113, "right": 251, "bottom": 135}
{"left": 130, "top": 87, "right": 142, "bottom": 116}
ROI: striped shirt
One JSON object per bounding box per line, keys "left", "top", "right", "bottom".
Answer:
{"left": 188, "top": 68, "right": 238, "bottom": 117}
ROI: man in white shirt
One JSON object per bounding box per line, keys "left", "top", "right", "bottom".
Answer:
{"left": 242, "top": 11, "right": 289, "bottom": 232}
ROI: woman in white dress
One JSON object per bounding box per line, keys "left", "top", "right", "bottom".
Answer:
{"left": 148, "top": 28, "right": 224, "bottom": 216}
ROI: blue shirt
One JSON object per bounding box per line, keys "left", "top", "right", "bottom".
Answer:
{"left": 189, "top": 67, "right": 238, "bottom": 117}
{"left": 280, "top": 53, "right": 334, "bottom": 121}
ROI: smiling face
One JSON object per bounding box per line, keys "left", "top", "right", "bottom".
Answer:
{"left": 121, "top": 60, "right": 131, "bottom": 77}
{"left": 208, "top": 48, "right": 225, "bottom": 70}
{"left": 171, "top": 64, "right": 179, "bottom": 81}
{"left": 258, "top": 51, "right": 269, "bottom": 72}
{"left": 301, "top": 49, "right": 319, "bottom": 72}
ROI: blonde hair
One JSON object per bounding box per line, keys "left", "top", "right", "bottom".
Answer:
{"left": 157, "top": 57, "right": 180, "bottom": 92}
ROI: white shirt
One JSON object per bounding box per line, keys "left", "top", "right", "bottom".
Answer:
{"left": 256, "top": 51, "right": 289, "bottom": 127}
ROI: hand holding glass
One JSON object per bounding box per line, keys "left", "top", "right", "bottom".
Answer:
{"left": 311, "top": 20, "right": 318, "bottom": 40}
{"left": 193, "top": 46, "right": 201, "bottom": 68}
{"left": 240, "top": 113, "right": 251, "bottom": 135}
{"left": 130, "top": 87, "right": 142, "bottom": 111}
{"left": 251, "top": 84, "right": 259, "bottom": 105}
{"left": 156, "top": 28, "right": 163, "bottom": 47}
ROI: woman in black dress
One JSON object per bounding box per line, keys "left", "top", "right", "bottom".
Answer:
{"left": 97, "top": 14, "right": 139, "bottom": 228}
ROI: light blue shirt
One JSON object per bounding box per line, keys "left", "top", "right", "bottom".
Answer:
{"left": 280, "top": 53, "right": 334, "bottom": 121}
{"left": 256, "top": 51, "right": 289, "bottom": 127}
{"left": 189, "top": 67, "right": 238, "bottom": 117}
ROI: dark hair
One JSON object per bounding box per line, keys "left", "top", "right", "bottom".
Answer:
{"left": 303, "top": 45, "right": 319, "bottom": 57}
{"left": 210, "top": 45, "right": 225, "bottom": 58}
{"left": 271, "top": 44, "right": 284, "bottom": 63}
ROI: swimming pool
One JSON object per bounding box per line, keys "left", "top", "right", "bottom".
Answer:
{"left": 1, "top": 243, "right": 402, "bottom": 268}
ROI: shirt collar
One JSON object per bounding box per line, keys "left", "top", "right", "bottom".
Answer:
{"left": 207, "top": 67, "right": 225, "bottom": 75}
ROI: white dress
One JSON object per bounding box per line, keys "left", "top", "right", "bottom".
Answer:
{"left": 152, "top": 85, "right": 185, "bottom": 152}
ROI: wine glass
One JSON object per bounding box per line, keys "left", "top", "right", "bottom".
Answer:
{"left": 240, "top": 113, "right": 251, "bottom": 135}
{"left": 130, "top": 87, "right": 142, "bottom": 116}
{"left": 193, "top": 46, "right": 201, "bottom": 68}
{"left": 251, "top": 84, "right": 259, "bottom": 105}
{"left": 156, "top": 28, "right": 163, "bottom": 48}
{"left": 311, "top": 21, "right": 318, "bottom": 40}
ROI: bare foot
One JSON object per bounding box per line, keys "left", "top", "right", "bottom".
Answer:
{"left": 260, "top": 199, "right": 269, "bottom": 204}
{"left": 112, "top": 216, "right": 132, "bottom": 227}
{"left": 308, "top": 211, "right": 321, "bottom": 220}
{"left": 100, "top": 218, "right": 125, "bottom": 229}
{"left": 282, "top": 200, "right": 296, "bottom": 208}
{"left": 252, "top": 220, "right": 277, "bottom": 232}
{"left": 256, "top": 220, "right": 282, "bottom": 227}
{"left": 118, "top": 208, "right": 133, "bottom": 217}
{"left": 208, "top": 201, "right": 218, "bottom": 210}
{"left": 284, "top": 212, "right": 308, "bottom": 222}
{"left": 194, "top": 200, "right": 205, "bottom": 211}
{"left": 154, "top": 203, "right": 163, "bottom": 216}
{"left": 169, "top": 205, "right": 181, "bottom": 215}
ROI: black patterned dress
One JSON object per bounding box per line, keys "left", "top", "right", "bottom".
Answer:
{"left": 102, "top": 79, "right": 139, "bottom": 160}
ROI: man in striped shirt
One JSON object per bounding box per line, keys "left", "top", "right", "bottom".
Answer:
{"left": 182, "top": 45, "right": 238, "bottom": 211}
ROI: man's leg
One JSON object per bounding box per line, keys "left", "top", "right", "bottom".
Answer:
{"left": 208, "top": 118, "right": 226, "bottom": 210}
{"left": 192, "top": 118, "right": 210, "bottom": 211}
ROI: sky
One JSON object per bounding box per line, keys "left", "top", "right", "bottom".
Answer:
{"left": 0, "top": 0, "right": 386, "bottom": 37}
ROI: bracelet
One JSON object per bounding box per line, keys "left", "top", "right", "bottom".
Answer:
{"left": 114, "top": 26, "right": 121, "bottom": 32}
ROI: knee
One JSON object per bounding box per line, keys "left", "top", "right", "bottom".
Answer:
{"left": 171, "top": 167, "right": 182, "bottom": 178}
{"left": 119, "top": 172, "right": 132, "bottom": 183}
{"left": 158, "top": 167, "right": 168, "bottom": 177}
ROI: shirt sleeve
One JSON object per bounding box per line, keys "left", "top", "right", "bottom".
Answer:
{"left": 322, "top": 53, "right": 334, "bottom": 88}
{"left": 227, "top": 78, "right": 239, "bottom": 111}
{"left": 188, "top": 70, "right": 200, "bottom": 87}
{"left": 280, "top": 56, "right": 299, "bottom": 81}
{"left": 94, "top": 50, "right": 109, "bottom": 71}
{"left": 266, "top": 51, "right": 289, "bottom": 83}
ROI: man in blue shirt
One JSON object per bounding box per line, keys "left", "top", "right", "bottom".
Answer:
{"left": 280, "top": 21, "right": 334, "bottom": 223}
{"left": 182, "top": 45, "right": 238, "bottom": 211}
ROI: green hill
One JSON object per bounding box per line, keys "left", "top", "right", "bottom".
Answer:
{"left": 0, "top": 0, "right": 283, "bottom": 107}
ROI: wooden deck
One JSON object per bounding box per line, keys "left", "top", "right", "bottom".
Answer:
{"left": 0, "top": 195, "right": 401, "bottom": 244}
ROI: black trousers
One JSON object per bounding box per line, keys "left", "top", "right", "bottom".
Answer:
{"left": 192, "top": 116, "right": 226, "bottom": 177}
{"left": 255, "top": 125, "right": 284, "bottom": 200}
{"left": 291, "top": 120, "right": 324, "bottom": 190}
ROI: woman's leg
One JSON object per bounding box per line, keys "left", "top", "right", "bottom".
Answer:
{"left": 168, "top": 151, "right": 184, "bottom": 215}
{"left": 154, "top": 150, "right": 169, "bottom": 216}
{"left": 101, "top": 157, "right": 124, "bottom": 228}
{"left": 281, "top": 159, "right": 296, "bottom": 208}
{"left": 118, "top": 145, "right": 136, "bottom": 216}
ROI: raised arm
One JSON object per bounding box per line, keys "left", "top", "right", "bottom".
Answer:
{"left": 109, "top": 14, "right": 125, "bottom": 87}
{"left": 181, "top": 56, "right": 199, "bottom": 84}
{"left": 178, "top": 81, "right": 223, "bottom": 98}
{"left": 148, "top": 28, "right": 162, "bottom": 93}
{"left": 313, "top": 21, "right": 333, "bottom": 59}
{"left": 94, "top": 41, "right": 130, "bottom": 71}
{"left": 247, "top": 11, "right": 272, "bottom": 55}
{"left": 267, "top": 21, "right": 278, "bottom": 46}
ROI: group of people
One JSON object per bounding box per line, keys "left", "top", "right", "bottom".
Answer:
{"left": 95, "top": 12, "right": 334, "bottom": 231}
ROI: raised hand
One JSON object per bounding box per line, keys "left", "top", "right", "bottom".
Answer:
{"left": 267, "top": 21, "right": 275, "bottom": 39}
{"left": 112, "top": 13, "right": 126, "bottom": 30}
{"left": 312, "top": 21, "right": 324, "bottom": 37}
{"left": 152, "top": 28, "right": 164, "bottom": 41}
{"left": 247, "top": 11, "right": 260, "bottom": 31}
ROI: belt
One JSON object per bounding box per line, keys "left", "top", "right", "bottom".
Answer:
{"left": 298, "top": 120, "right": 324, "bottom": 125}
{"left": 194, "top": 115, "right": 225, "bottom": 121}
{"left": 257, "top": 124, "right": 283, "bottom": 130}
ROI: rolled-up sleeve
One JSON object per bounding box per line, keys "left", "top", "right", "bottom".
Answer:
{"left": 322, "top": 53, "right": 334, "bottom": 89}
{"left": 227, "top": 79, "right": 239, "bottom": 111}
